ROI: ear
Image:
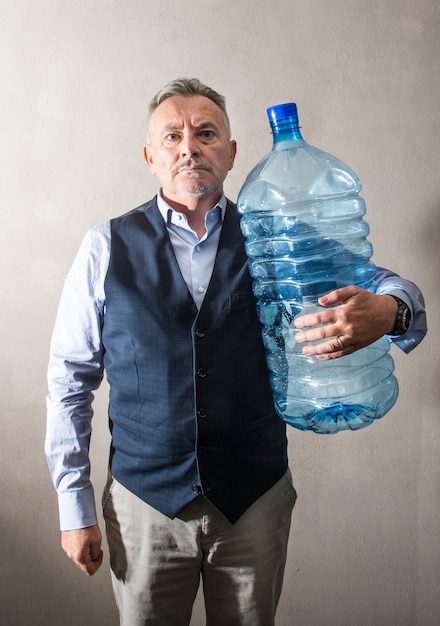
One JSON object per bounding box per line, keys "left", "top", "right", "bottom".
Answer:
{"left": 228, "top": 140, "right": 237, "bottom": 170}
{"left": 143, "top": 145, "right": 155, "bottom": 173}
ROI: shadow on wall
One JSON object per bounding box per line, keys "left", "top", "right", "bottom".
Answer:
{"left": 0, "top": 514, "right": 118, "bottom": 626}
{"left": 420, "top": 199, "right": 439, "bottom": 377}
{"left": 420, "top": 199, "right": 440, "bottom": 271}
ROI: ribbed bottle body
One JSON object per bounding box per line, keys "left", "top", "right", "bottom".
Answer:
{"left": 237, "top": 107, "right": 398, "bottom": 433}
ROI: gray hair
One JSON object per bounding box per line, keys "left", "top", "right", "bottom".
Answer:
{"left": 147, "top": 77, "right": 231, "bottom": 139}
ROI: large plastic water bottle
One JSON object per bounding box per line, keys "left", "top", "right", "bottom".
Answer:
{"left": 237, "top": 103, "right": 398, "bottom": 434}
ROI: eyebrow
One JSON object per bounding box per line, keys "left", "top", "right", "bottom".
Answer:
{"left": 160, "top": 124, "right": 181, "bottom": 134}
{"left": 194, "top": 122, "right": 218, "bottom": 131}
{"left": 161, "top": 121, "right": 219, "bottom": 133}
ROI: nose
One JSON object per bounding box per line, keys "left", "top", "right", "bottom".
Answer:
{"left": 179, "top": 133, "right": 201, "bottom": 159}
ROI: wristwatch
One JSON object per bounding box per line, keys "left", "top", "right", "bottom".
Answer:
{"left": 390, "top": 296, "right": 412, "bottom": 336}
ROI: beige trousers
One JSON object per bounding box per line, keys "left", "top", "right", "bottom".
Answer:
{"left": 103, "top": 471, "right": 297, "bottom": 626}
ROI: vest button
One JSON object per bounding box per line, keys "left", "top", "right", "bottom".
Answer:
{"left": 197, "top": 409, "right": 207, "bottom": 419}
{"left": 197, "top": 369, "right": 207, "bottom": 378}
{"left": 192, "top": 484, "right": 202, "bottom": 494}
{"left": 195, "top": 328, "right": 206, "bottom": 338}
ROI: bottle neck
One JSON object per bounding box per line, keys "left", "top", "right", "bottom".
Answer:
{"left": 270, "top": 118, "right": 303, "bottom": 145}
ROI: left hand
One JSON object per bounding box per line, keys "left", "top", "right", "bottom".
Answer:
{"left": 294, "top": 286, "right": 398, "bottom": 360}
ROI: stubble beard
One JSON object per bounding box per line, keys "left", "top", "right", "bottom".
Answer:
{"left": 173, "top": 160, "right": 217, "bottom": 198}
{"left": 176, "top": 182, "right": 217, "bottom": 198}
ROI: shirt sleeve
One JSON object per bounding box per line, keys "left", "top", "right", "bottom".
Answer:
{"left": 45, "top": 222, "right": 110, "bottom": 530}
{"left": 374, "top": 266, "right": 427, "bottom": 354}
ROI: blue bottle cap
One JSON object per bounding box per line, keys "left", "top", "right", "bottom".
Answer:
{"left": 266, "top": 103, "right": 298, "bottom": 124}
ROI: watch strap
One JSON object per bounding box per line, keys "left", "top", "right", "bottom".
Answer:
{"left": 390, "top": 296, "right": 412, "bottom": 336}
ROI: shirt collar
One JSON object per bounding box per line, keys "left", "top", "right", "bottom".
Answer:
{"left": 156, "top": 190, "right": 227, "bottom": 227}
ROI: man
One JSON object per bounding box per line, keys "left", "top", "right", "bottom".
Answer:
{"left": 46, "top": 78, "right": 426, "bottom": 625}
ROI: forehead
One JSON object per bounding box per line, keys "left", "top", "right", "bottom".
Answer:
{"left": 149, "top": 95, "right": 227, "bottom": 134}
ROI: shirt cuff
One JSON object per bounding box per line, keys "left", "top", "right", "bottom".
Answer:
{"left": 58, "top": 487, "right": 98, "bottom": 531}
{"left": 377, "top": 288, "right": 421, "bottom": 354}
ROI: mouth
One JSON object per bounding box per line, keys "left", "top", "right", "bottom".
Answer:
{"left": 180, "top": 168, "right": 209, "bottom": 178}
{"left": 173, "top": 161, "right": 213, "bottom": 175}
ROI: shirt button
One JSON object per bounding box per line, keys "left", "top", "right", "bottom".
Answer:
{"left": 195, "top": 245, "right": 202, "bottom": 252}
{"left": 197, "top": 286, "right": 205, "bottom": 294}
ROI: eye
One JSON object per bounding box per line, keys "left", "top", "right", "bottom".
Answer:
{"left": 165, "top": 132, "right": 179, "bottom": 142}
{"left": 199, "top": 129, "right": 217, "bottom": 142}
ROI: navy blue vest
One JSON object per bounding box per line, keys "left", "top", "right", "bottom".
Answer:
{"left": 102, "top": 198, "right": 287, "bottom": 524}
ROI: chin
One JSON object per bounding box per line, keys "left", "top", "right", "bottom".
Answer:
{"left": 177, "top": 185, "right": 216, "bottom": 198}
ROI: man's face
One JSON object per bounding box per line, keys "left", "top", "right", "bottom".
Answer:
{"left": 144, "top": 95, "right": 236, "bottom": 205}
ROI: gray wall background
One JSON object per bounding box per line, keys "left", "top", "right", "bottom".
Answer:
{"left": 1, "top": 1, "right": 439, "bottom": 624}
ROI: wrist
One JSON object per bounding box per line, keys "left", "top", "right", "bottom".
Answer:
{"left": 390, "top": 295, "right": 412, "bottom": 335}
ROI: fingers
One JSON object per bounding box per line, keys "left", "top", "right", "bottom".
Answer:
{"left": 294, "top": 312, "right": 349, "bottom": 351}
{"left": 293, "top": 307, "right": 335, "bottom": 331}
{"left": 79, "top": 549, "right": 103, "bottom": 576}
{"left": 294, "top": 302, "right": 353, "bottom": 358}
{"left": 298, "top": 333, "right": 351, "bottom": 359}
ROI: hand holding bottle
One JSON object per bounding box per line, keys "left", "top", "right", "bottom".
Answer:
{"left": 294, "top": 287, "right": 399, "bottom": 359}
